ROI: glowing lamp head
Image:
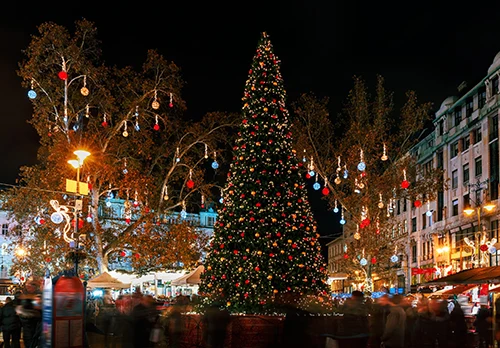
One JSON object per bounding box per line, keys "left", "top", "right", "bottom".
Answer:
{"left": 74, "top": 150, "right": 91, "bottom": 163}
{"left": 464, "top": 207, "right": 475, "bottom": 216}
{"left": 484, "top": 203, "right": 496, "bottom": 212}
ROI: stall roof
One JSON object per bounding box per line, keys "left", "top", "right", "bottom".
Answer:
{"left": 423, "top": 266, "right": 500, "bottom": 286}
{"left": 171, "top": 265, "right": 204, "bottom": 286}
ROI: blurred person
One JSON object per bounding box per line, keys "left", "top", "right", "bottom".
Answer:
{"left": 402, "top": 296, "right": 417, "bottom": 348}
{"left": 101, "top": 289, "right": 118, "bottom": 348}
{"left": 411, "top": 298, "right": 434, "bottom": 348}
{"left": 202, "top": 301, "right": 231, "bottom": 348}
{"left": 166, "top": 296, "right": 188, "bottom": 348}
{"left": 340, "top": 290, "right": 369, "bottom": 348}
{"left": 429, "top": 299, "right": 450, "bottom": 348}
{"left": 369, "top": 294, "right": 390, "bottom": 348}
{"left": 279, "top": 292, "right": 310, "bottom": 348}
{"left": 16, "top": 280, "right": 42, "bottom": 348}
{"left": 449, "top": 299, "right": 467, "bottom": 348}
{"left": 474, "top": 303, "right": 492, "bottom": 348}
{"left": 0, "top": 297, "right": 22, "bottom": 348}
{"left": 381, "top": 294, "right": 406, "bottom": 348}
{"left": 131, "top": 294, "right": 159, "bottom": 348}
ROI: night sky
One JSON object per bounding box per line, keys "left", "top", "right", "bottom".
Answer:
{"left": 2, "top": 2, "right": 500, "bottom": 239}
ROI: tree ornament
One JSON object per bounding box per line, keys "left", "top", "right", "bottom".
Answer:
{"left": 343, "top": 253, "right": 349, "bottom": 259}
{"left": 371, "top": 257, "right": 377, "bottom": 264}
{"left": 102, "top": 113, "right": 108, "bottom": 128}
{"left": 120, "top": 251, "right": 126, "bottom": 257}
{"left": 322, "top": 178, "right": 330, "bottom": 195}
{"left": 333, "top": 200, "right": 339, "bottom": 213}
{"left": 186, "top": 169, "right": 194, "bottom": 188}
{"left": 51, "top": 212, "right": 63, "bottom": 224}
{"left": 28, "top": 79, "right": 37, "bottom": 99}
{"left": 122, "top": 122, "right": 129, "bottom": 137}
{"left": 381, "top": 143, "right": 388, "bottom": 161}
{"left": 123, "top": 158, "right": 128, "bottom": 175}
{"left": 360, "top": 258, "right": 367, "bottom": 266}
{"left": 81, "top": 76, "right": 89, "bottom": 96}
{"left": 378, "top": 193, "right": 385, "bottom": 209}
{"left": 414, "top": 200, "right": 422, "bottom": 208}
{"left": 152, "top": 90, "right": 160, "bottom": 109}
{"left": 339, "top": 208, "right": 346, "bottom": 225}
{"left": 334, "top": 175, "right": 341, "bottom": 185}
{"left": 212, "top": 151, "right": 219, "bottom": 169}
{"left": 480, "top": 244, "right": 488, "bottom": 252}
{"left": 154, "top": 114, "right": 160, "bottom": 131}
{"left": 169, "top": 92, "right": 174, "bottom": 108}
{"left": 391, "top": 255, "right": 399, "bottom": 263}
{"left": 58, "top": 71, "right": 68, "bottom": 80}
{"left": 401, "top": 169, "right": 410, "bottom": 189}
{"left": 357, "top": 149, "right": 366, "bottom": 171}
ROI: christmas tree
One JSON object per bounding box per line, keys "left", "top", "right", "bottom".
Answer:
{"left": 199, "top": 32, "right": 329, "bottom": 313}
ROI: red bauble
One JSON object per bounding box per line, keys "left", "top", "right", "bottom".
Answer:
{"left": 169, "top": 102, "right": 173, "bottom": 108}
{"left": 401, "top": 180, "right": 410, "bottom": 189}
{"left": 58, "top": 71, "right": 68, "bottom": 80}
{"left": 102, "top": 121, "right": 108, "bottom": 127}
{"left": 255, "top": 266, "right": 260, "bottom": 271}
{"left": 153, "top": 124, "right": 160, "bottom": 131}
{"left": 480, "top": 244, "right": 488, "bottom": 252}
{"left": 45, "top": 257, "right": 52, "bottom": 263}
{"left": 145, "top": 207, "right": 150, "bottom": 213}
{"left": 186, "top": 179, "right": 195, "bottom": 189}
{"left": 414, "top": 200, "right": 422, "bottom": 208}
{"left": 305, "top": 173, "right": 311, "bottom": 179}
{"left": 125, "top": 218, "right": 131, "bottom": 224}
{"left": 39, "top": 218, "right": 45, "bottom": 225}
{"left": 371, "top": 257, "right": 377, "bottom": 264}
{"left": 120, "top": 251, "right": 126, "bottom": 257}
{"left": 343, "top": 253, "right": 349, "bottom": 259}
{"left": 321, "top": 187, "right": 330, "bottom": 196}
{"left": 134, "top": 253, "right": 140, "bottom": 259}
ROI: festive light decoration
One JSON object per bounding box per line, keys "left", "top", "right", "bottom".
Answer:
{"left": 381, "top": 143, "right": 388, "bottom": 161}
{"left": 357, "top": 149, "right": 366, "bottom": 171}
{"left": 199, "top": 32, "right": 329, "bottom": 313}
{"left": 401, "top": 169, "right": 410, "bottom": 189}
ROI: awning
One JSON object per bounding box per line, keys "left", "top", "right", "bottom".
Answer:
{"left": 87, "top": 271, "right": 131, "bottom": 289}
{"left": 171, "top": 265, "right": 204, "bottom": 286}
{"left": 423, "top": 266, "right": 500, "bottom": 286}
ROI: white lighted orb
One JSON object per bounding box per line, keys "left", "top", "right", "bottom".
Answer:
{"left": 28, "top": 90, "right": 37, "bottom": 99}
{"left": 426, "top": 210, "right": 433, "bottom": 217}
{"left": 391, "top": 255, "right": 399, "bottom": 263}
{"left": 340, "top": 218, "right": 346, "bottom": 225}
{"left": 360, "top": 258, "right": 367, "bottom": 266}
{"left": 333, "top": 207, "right": 339, "bottom": 213}
{"left": 50, "top": 212, "right": 63, "bottom": 224}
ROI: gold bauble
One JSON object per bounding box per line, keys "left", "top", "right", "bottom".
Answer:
{"left": 207, "top": 283, "right": 212, "bottom": 288}
{"left": 220, "top": 257, "right": 225, "bottom": 261}
{"left": 239, "top": 217, "right": 244, "bottom": 222}
{"left": 246, "top": 248, "right": 250, "bottom": 252}
{"left": 263, "top": 107, "right": 268, "bottom": 112}
{"left": 273, "top": 242, "right": 278, "bottom": 247}
{"left": 250, "top": 168, "right": 254, "bottom": 172}
{"left": 152, "top": 100, "right": 160, "bottom": 110}
{"left": 271, "top": 218, "right": 277, "bottom": 223}
{"left": 207, "top": 266, "right": 212, "bottom": 270}
{"left": 257, "top": 251, "right": 262, "bottom": 255}
{"left": 267, "top": 275, "right": 273, "bottom": 280}
{"left": 80, "top": 86, "right": 89, "bottom": 96}
{"left": 288, "top": 240, "right": 292, "bottom": 244}
{"left": 239, "top": 156, "right": 244, "bottom": 160}
{"left": 273, "top": 289, "right": 278, "bottom": 294}
{"left": 280, "top": 250, "right": 285, "bottom": 254}
{"left": 378, "top": 202, "right": 385, "bottom": 209}
{"left": 299, "top": 264, "right": 304, "bottom": 268}
{"left": 354, "top": 232, "right": 361, "bottom": 240}
{"left": 334, "top": 177, "right": 341, "bottom": 185}
{"left": 238, "top": 267, "right": 243, "bottom": 272}
{"left": 251, "top": 191, "right": 256, "bottom": 196}
{"left": 255, "top": 233, "right": 260, "bottom": 237}
{"left": 123, "top": 131, "right": 129, "bottom": 137}
{"left": 227, "top": 302, "right": 231, "bottom": 306}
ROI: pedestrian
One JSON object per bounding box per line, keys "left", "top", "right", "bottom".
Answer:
{"left": 340, "top": 290, "right": 370, "bottom": 348}
{"left": 16, "top": 280, "right": 42, "bottom": 348}
{"left": 202, "top": 301, "right": 231, "bottom": 348}
{"left": 369, "top": 294, "right": 390, "bottom": 348}
{"left": 449, "top": 299, "right": 467, "bottom": 348}
{"left": 474, "top": 303, "right": 492, "bottom": 348}
{"left": 381, "top": 294, "right": 406, "bottom": 348}
{"left": 131, "top": 294, "right": 159, "bottom": 348}
{"left": 0, "top": 297, "right": 22, "bottom": 348}
{"left": 429, "top": 298, "right": 450, "bottom": 348}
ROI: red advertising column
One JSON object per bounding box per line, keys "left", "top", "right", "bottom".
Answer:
{"left": 53, "top": 276, "right": 84, "bottom": 348}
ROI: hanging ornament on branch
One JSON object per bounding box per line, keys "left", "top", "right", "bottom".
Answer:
{"left": 357, "top": 149, "right": 366, "bottom": 171}
{"left": 81, "top": 75, "right": 89, "bottom": 96}
{"left": 154, "top": 114, "right": 160, "bottom": 131}
{"left": 335, "top": 156, "right": 342, "bottom": 185}
{"left": 321, "top": 177, "right": 330, "bottom": 195}
{"left": 333, "top": 200, "right": 339, "bottom": 213}
{"left": 212, "top": 151, "right": 219, "bottom": 169}
{"left": 313, "top": 174, "right": 320, "bottom": 190}
{"left": 401, "top": 169, "right": 410, "bottom": 189}
{"left": 186, "top": 169, "right": 195, "bottom": 189}
{"left": 381, "top": 143, "right": 388, "bottom": 161}
{"left": 378, "top": 193, "right": 385, "bottom": 209}
{"left": 169, "top": 92, "right": 174, "bottom": 108}
{"left": 339, "top": 207, "right": 346, "bottom": 225}
{"left": 102, "top": 113, "right": 108, "bottom": 128}
{"left": 28, "top": 79, "right": 37, "bottom": 99}
{"left": 122, "top": 121, "right": 129, "bottom": 137}
{"left": 390, "top": 245, "right": 399, "bottom": 263}
{"left": 152, "top": 90, "right": 160, "bottom": 110}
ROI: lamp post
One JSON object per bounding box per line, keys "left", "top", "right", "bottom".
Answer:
{"left": 67, "top": 150, "right": 91, "bottom": 276}
{"left": 463, "top": 180, "right": 496, "bottom": 268}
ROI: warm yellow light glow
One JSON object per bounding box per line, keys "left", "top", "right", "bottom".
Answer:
{"left": 15, "top": 247, "right": 26, "bottom": 258}
{"left": 464, "top": 207, "right": 475, "bottom": 215}
{"left": 74, "top": 150, "right": 91, "bottom": 163}
{"left": 484, "top": 203, "right": 496, "bottom": 212}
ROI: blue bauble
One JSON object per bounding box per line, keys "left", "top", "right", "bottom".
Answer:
{"left": 28, "top": 90, "right": 37, "bottom": 99}
{"left": 357, "top": 161, "right": 366, "bottom": 171}
{"left": 340, "top": 218, "right": 346, "bottom": 225}
{"left": 212, "top": 161, "right": 219, "bottom": 169}
{"left": 333, "top": 207, "right": 339, "bottom": 213}
{"left": 313, "top": 182, "right": 320, "bottom": 190}
{"left": 308, "top": 170, "right": 315, "bottom": 177}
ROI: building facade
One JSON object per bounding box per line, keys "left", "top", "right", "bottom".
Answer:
{"left": 328, "top": 50, "right": 500, "bottom": 294}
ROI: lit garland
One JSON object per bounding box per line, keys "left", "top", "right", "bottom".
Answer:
{"left": 199, "top": 32, "right": 330, "bottom": 314}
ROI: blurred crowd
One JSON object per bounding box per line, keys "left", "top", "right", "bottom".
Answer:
{"left": 333, "top": 290, "right": 495, "bottom": 348}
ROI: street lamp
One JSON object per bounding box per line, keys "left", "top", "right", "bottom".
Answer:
{"left": 67, "top": 150, "right": 91, "bottom": 275}
{"left": 463, "top": 180, "right": 496, "bottom": 268}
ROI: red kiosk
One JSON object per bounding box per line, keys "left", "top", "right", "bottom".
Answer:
{"left": 52, "top": 276, "right": 84, "bottom": 348}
